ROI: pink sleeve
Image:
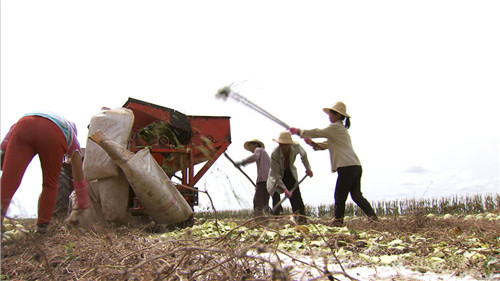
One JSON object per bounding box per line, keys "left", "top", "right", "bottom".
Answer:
{"left": 67, "top": 132, "right": 82, "bottom": 156}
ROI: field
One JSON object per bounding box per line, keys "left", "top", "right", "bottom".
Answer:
{"left": 1, "top": 193, "right": 500, "bottom": 280}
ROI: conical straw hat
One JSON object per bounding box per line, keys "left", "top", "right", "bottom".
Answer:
{"left": 323, "top": 101, "right": 351, "bottom": 118}
{"left": 273, "top": 131, "right": 297, "bottom": 144}
{"left": 244, "top": 139, "right": 265, "bottom": 151}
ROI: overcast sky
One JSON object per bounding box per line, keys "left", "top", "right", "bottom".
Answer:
{"left": 1, "top": 0, "right": 499, "bottom": 217}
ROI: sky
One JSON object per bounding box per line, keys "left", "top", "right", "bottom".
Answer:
{"left": 1, "top": 0, "right": 499, "bottom": 217}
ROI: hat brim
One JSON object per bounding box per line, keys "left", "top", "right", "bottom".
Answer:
{"left": 323, "top": 107, "right": 351, "bottom": 118}
{"left": 272, "top": 138, "right": 297, "bottom": 145}
{"left": 244, "top": 139, "right": 265, "bottom": 151}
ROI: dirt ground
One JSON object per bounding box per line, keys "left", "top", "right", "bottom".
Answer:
{"left": 2, "top": 212, "right": 500, "bottom": 281}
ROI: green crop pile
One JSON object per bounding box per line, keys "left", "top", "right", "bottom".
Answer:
{"left": 138, "top": 121, "right": 182, "bottom": 148}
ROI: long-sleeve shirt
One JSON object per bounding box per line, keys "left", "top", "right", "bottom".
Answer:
{"left": 241, "top": 147, "right": 270, "bottom": 183}
{"left": 300, "top": 120, "right": 360, "bottom": 172}
{"left": 267, "top": 143, "right": 311, "bottom": 195}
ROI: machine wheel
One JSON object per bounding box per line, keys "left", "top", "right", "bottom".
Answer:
{"left": 53, "top": 163, "right": 74, "bottom": 218}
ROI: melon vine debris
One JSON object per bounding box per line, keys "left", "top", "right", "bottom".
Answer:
{"left": 2, "top": 212, "right": 499, "bottom": 280}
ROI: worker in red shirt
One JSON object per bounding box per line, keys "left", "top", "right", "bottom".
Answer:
{"left": 1, "top": 112, "right": 90, "bottom": 233}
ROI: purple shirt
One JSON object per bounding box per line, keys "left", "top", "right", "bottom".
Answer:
{"left": 241, "top": 147, "right": 271, "bottom": 183}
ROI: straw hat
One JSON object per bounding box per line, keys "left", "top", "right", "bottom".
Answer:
{"left": 273, "top": 131, "right": 298, "bottom": 144}
{"left": 323, "top": 101, "right": 351, "bottom": 118}
{"left": 244, "top": 139, "right": 265, "bottom": 151}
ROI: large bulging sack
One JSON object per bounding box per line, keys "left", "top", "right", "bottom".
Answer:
{"left": 89, "top": 130, "right": 194, "bottom": 225}
{"left": 121, "top": 149, "right": 194, "bottom": 224}
{"left": 83, "top": 108, "right": 134, "bottom": 180}
{"left": 67, "top": 173, "right": 130, "bottom": 229}
{"left": 67, "top": 182, "right": 107, "bottom": 230}
{"left": 95, "top": 170, "right": 130, "bottom": 224}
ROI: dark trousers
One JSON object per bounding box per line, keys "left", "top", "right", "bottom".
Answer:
{"left": 253, "top": 181, "right": 270, "bottom": 216}
{"left": 273, "top": 168, "right": 306, "bottom": 216}
{"left": 334, "top": 166, "right": 377, "bottom": 220}
{"left": 271, "top": 192, "right": 282, "bottom": 215}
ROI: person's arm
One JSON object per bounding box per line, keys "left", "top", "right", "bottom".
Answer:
{"left": 303, "top": 138, "right": 328, "bottom": 151}
{"left": 240, "top": 149, "right": 261, "bottom": 166}
{"left": 70, "top": 151, "right": 89, "bottom": 209}
{"left": 298, "top": 145, "right": 313, "bottom": 177}
{"left": 311, "top": 141, "right": 328, "bottom": 151}
{"left": 298, "top": 125, "right": 337, "bottom": 152}
{"left": 70, "top": 151, "right": 84, "bottom": 181}
{"left": 290, "top": 125, "right": 333, "bottom": 140}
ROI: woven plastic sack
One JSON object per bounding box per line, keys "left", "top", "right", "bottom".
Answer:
{"left": 89, "top": 130, "right": 194, "bottom": 225}
{"left": 95, "top": 169, "right": 130, "bottom": 224}
{"left": 67, "top": 182, "right": 107, "bottom": 229}
{"left": 83, "top": 108, "right": 134, "bottom": 180}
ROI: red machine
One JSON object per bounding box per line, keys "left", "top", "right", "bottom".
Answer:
{"left": 123, "top": 98, "right": 231, "bottom": 208}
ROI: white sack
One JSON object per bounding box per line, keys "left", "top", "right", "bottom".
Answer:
{"left": 88, "top": 130, "right": 194, "bottom": 225}
{"left": 67, "top": 181, "right": 107, "bottom": 230}
{"left": 83, "top": 108, "right": 134, "bottom": 180}
{"left": 96, "top": 170, "right": 130, "bottom": 224}
{"left": 121, "top": 149, "right": 194, "bottom": 225}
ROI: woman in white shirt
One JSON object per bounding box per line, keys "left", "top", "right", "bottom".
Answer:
{"left": 289, "top": 102, "right": 378, "bottom": 226}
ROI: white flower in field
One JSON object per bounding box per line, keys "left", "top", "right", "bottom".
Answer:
{"left": 475, "top": 214, "right": 484, "bottom": 220}
{"left": 464, "top": 215, "right": 474, "bottom": 220}
{"left": 426, "top": 214, "right": 436, "bottom": 219}
{"left": 443, "top": 214, "right": 453, "bottom": 219}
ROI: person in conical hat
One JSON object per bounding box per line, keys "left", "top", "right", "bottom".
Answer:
{"left": 235, "top": 139, "right": 271, "bottom": 216}
{"left": 267, "top": 131, "right": 313, "bottom": 224}
{"left": 288, "top": 101, "right": 378, "bottom": 227}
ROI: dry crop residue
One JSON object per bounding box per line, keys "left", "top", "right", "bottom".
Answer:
{"left": 1, "top": 212, "right": 500, "bottom": 280}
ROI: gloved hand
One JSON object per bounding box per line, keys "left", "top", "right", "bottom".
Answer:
{"left": 288, "top": 127, "right": 300, "bottom": 135}
{"left": 284, "top": 188, "right": 293, "bottom": 198}
{"left": 73, "top": 179, "right": 90, "bottom": 210}
{"left": 234, "top": 161, "right": 243, "bottom": 167}
{"left": 304, "top": 138, "right": 313, "bottom": 145}
{"left": 306, "top": 169, "right": 313, "bottom": 177}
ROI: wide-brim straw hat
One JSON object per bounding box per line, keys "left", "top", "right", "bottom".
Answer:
{"left": 244, "top": 139, "right": 265, "bottom": 151}
{"left": 323, "top": 101, "right": 351, "bottom": 118}
{"left": 273, "top": 131, "right": 298, "bottom": 145}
